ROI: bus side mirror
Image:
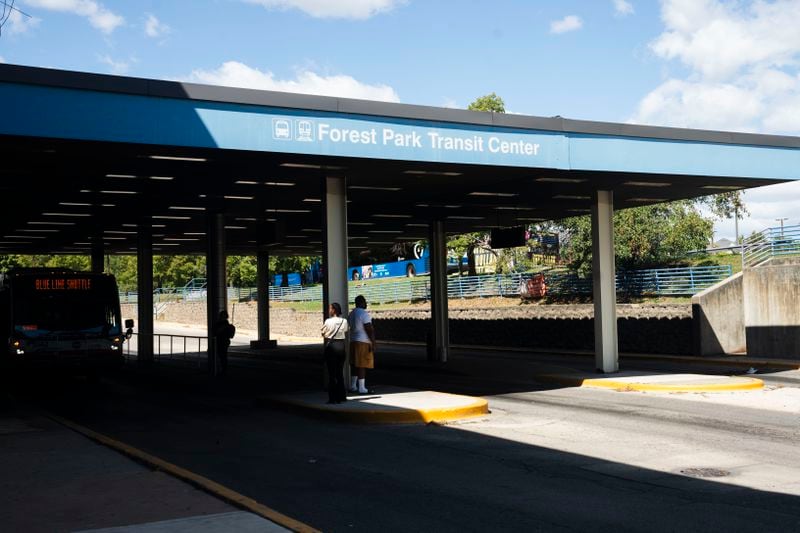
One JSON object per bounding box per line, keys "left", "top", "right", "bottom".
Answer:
{"left": 125, "top": 319, "right": 134, "bottom": 339}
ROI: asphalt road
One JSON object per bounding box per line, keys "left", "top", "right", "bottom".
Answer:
{"left": 7, "top": 343, "right": 800, "bottom": 532}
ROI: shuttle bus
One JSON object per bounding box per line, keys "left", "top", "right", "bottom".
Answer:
{"left": 0, "top": 268, "right": 132, "bottom": 373}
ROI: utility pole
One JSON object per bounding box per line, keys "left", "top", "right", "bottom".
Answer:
{"left": 776, "top": 217, "right": 788, "bottom": 236}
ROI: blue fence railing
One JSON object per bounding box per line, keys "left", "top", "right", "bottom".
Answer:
{"left": 119, "top": 265, "right": 733, "bottom": 306}
{"left": 743, "top": 223, "right": 800, "bottom": 268}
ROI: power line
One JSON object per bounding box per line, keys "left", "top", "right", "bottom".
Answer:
{"left": 0, "top": 0, "right": 33, "bottom": 39}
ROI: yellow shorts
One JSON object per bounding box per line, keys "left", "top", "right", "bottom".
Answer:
{"left": 350, "top": 341, "right": 374, "bottom": 369}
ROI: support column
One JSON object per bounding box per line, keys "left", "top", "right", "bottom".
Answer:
{"left": 323, "top": 176, "right": 349, "bottom": 386}
{"left": 91, "top": 235, "right": 104, "bottom": 273}
{"left": 323, "top": 176, "right": 349, "bottom": 317}
{"left": 136, "top": 222, "right": 153, "bottom": 364}
{"left": 429, "top": 220, "right": 449, "bottom": 363}
{"left": 592, "top": 190, "right": 618, "bottom": 373}
{"left": 206, "top": 212, "right": 227, "bottom": 375}
{"left": 250, "top": 249, "right": 277, "bottom": 349}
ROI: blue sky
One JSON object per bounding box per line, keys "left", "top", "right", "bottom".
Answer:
{"left": 3, "top": 0, "right": 800, "bottom": 241}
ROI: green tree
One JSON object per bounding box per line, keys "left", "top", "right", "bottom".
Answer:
{"left": 227, "top": 255, "right": 257, "bottom": 287}
{"left": 467, "top": 92, "right": 505, "bottom": 113}
{"left": 557, "top": 201, "right": 713, "bottom": 276}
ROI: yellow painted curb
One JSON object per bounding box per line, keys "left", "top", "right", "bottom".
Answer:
{"left": 580, "top": 377, "right": 764, "bottom": 393}
{"left": 48, "top": 414, "right": 320, "bottom": 533}
{"left": 264, "top": 394, "right": 489, "bottom": 425}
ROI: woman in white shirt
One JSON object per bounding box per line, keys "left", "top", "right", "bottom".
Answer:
{"left": 321, "top": 302, "right": 349, "bottom": 404}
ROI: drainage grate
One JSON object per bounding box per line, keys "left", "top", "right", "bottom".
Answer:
{"left": 679, "top": 467, "right": 731, "bottom": 478}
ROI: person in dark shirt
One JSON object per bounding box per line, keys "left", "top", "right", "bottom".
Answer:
{"left": 213, "top": 310, "right": 235, "bottom": 376}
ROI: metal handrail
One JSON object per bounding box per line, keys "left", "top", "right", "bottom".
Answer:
{"left": 124, "top": 332, "right": 208, "bottom": 366}
{"left": 742, "top": 224, "right": 800, "bottom": 268}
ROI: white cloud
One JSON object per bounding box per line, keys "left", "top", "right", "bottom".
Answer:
{"left": 185, "top": 61, "right": 401, "bottom": 102}
{"left": 707, "top": 181, "right": 800, "bottom": 240}
{"left": 24, "top": 0, "right": 124, "bottom": 34}
{"left": 632, "top": 1, "right": 800, "bottom": 134}
{"left": 6, "top": 8, "right": 41, "bottom": 34}
{"left": 632, "top": 1, "right": 800, "bottom": 240}
{"left": 243, "top": 0, "right": 406, "bottom": 19}
{"left": 0, "top": 56, "right": 5, "bottom": 63}
{"left": 144, "top": 13, "right": 169, "bottom": 38}
{"left": 98, "top": 54, "right": 130, "bottom": 75}
{"left": 550, "top": 15, "right": 583, "bottom": 34}
{"left": 613, "top": 0, "right": 634, "bottom": 17}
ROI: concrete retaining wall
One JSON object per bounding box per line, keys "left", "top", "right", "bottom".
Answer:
{"left": 743, "top": 260, "right": 800, "bottom": 359}
{"left": 691, "top": 272, "right": 745, "bottom": 355}
{"left": 127, "top": 301, "right": 693, "bottom": 355}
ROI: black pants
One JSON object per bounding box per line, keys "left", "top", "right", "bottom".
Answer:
{"left": 215, "top": 338, "right": 229, "bottom": 376}
{"left": 324, "top": 339, "right": 346, "bottom": 402}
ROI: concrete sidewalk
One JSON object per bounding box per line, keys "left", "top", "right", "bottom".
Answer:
{"left": 0, "top": 405, "right": 303, "bottom": 533}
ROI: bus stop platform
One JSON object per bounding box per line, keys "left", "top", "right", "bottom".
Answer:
{"left": 259, "top": 386, "right": 490, "bottom": 424}
{"left": 258, "top": 371, "right": 761, "bottom": 424}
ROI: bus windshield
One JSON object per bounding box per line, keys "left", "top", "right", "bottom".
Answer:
{"left": 12, "top": 276, "right": 121, "bottom": 337}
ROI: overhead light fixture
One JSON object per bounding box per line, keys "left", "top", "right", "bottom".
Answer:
{"left": 348, "top": 236, "right": 369, "bottom": 240}
{"left": 152, "top": 215, "right": 191, "bottom": 220}
{"left": 164, "top": 237, "right": 200, "bottom": 241}
{"left": 4, "top": 235, "right": 46, "bottom": 239}
{"left": 150, "top": 176, "right": 175, "bottom": 181}
{"left": 469, "top": 192, "right": 518, "bottom": 197}
{"left": 100, "top": 190, "right": 138, "bottom": 195}
{"left": 59, "top": 202, "right": 92, "bottom": 207}
{"left": 151, "top": 224, "right": 166, "bottom": 228}
{"left": 285, "top": 235, "right": 305, "bottom": 239}
{"left": 403, "top": 170, "right": 462, "bottom": 177}
{"left": 185, "top": 232, "right": 206, "bottom": 236}
{"left": 536, "top": 177, "right": 587, "bottom": 183}
{"left": 224, "top": 195, "right": 255, "bottom": 200}
{"left": 265, "top": 208, "right": 312, "bottom": 213}
{"left": 20, "top": 229, "right": 58, "bottom": 233}
{"left": 406, "top": 223, "right": 428, "bottom": 227}
{"left": 169, "top": 206, "right": 206, "bottom": 211}
{"left": 28, "top": 221, "right": 75, "bottom": 226}
{"left": 280, "top": 163, "right": 345, "bottom": 170}
{"left": 106, "top": 174, "right": 136, "bottom": 179}
{"left": 103, "top": 237, "right": 127, "bottom": 241}
{"left": 301, "top": 228, "right": 321, "bottom": 232}
{"left": 445, "top": 205, "right": 461, "bottom": 209}
{"left": 494, "top": 206, "right": 536, "bottom": 211}
{"left": 122, "top": 224, "right": 138, "bottom": 228}
{"left": 104, "top": 230, "right": 137, "bottom": 235}
{"left": 628, "top": 198, "right": 668, "bottom": 203}
{"left": 154, "top": 243, "right": 181, "bottom": 246}
{"left": 624, "top": 181, "right": 671, "bottom": 187}
{"left": 372, "top": 214, "right": 413, "bottom": 219}
{"left": 448, "top": 215, "right": 485, "bottom": 220}
{"left": 701, "top": 185, "right": 743, "bottom": 190}
{"left": 101, "top": 204, "right": 116, "bottom": 207}
{"left": 235, "top": 180, "right": 259, "bottom": 185}
{"left": 42, "top": 212, "right": 91, "bottom": 217}
{"left": 303, "top": 198, "right": 321, "bottom": 203}
{"left": 149, "top": 155, "right": 207, "bottom": 162}
{"left": 415, "top": 204, "right": 429, "bottom": 208}
{"left": 235, "top": 217, "right": 258, "bottom": 222}
{"left": 265, "top": 181, "right": 295, "bottom": 187}
{"left": 348, "top": 222, "right": 375, "bottom": 226}
{"left": 553, "top": 195, "right": 590, "bottom": 200}
{"left": 349, "top": 186, "right": 403, "bottom": 192}
{"left": 224, "top": 226, "right": 247, "bottom": 230}
{"left": 74, "top": 242, "right": 91, "bottom": 245}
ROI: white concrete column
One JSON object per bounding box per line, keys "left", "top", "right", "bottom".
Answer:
{"left": 206, "top": 211, "right": 227, "bottom": 375}
{"left": 592, "top": 190, "right": 618, "bottom": 373}
{"left": 323, "top": 176, "right": 349, "bottom": 385}
{"left": 429, "top": 220, "right": 449, "bottom": 363}
{"left": 323, "top": 176, "right": 349, "bottom": 317}
{"left": 136, "top": 221, "right": 153, "bottom": 364}
{"left": 250, "top": 250, "right": 277, "bottom": 349}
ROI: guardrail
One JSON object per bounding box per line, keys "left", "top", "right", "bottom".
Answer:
{"left": 124, "top": 333, "right": 208, "bottom": 367}
{"left": 119, "top": 265, "right": 733, "bottom": 307}
{"left": 742, "top": 224, "right": 800, "bottom": 268}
